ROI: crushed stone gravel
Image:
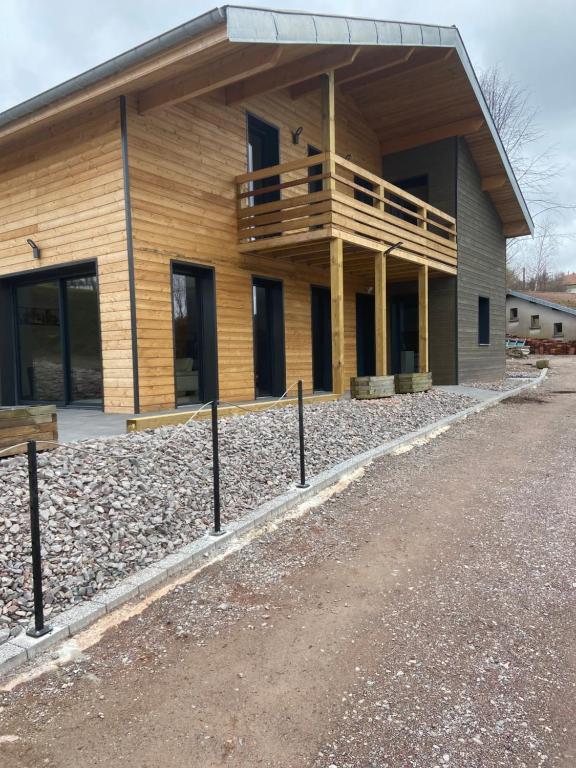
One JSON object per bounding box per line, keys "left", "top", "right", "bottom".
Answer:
{"left": 0, "top": 389, "right": 474, "bottom": 637}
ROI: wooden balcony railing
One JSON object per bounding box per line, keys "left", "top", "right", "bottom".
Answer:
{"left": 236, "top": 153, "right": 457, "bottom": 273}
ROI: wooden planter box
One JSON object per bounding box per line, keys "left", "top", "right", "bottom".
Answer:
{"left": 395, "top": 372, "right": 433, "bottom": 394}
{"left": 0, "top": 405, "right": 58, "bottom": 458}
{"left": 350, "top": 375, "right": 395, "bottom": 399}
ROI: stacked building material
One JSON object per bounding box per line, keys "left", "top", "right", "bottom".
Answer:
{"left": 524, "top": 338, "right": 576, "bottom": 356}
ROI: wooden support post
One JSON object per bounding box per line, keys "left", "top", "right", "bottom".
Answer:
{"left": 375, "top": 251, "right": 387, "bottom": 376}
{"left": 321, "top": 70, "right": 336, "bottom": 191}
{"left": 418, "top": 264, "right": 429, "bottom": 373}
{"left": 330, "top": 238, "right": 345, "bottom": 394}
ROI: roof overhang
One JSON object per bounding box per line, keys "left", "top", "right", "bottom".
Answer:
{"left": 0, "top": 5, "right": 533, "bottom": 237}
{"left": 507, "top": 290, "right": 576, "bottom": 316}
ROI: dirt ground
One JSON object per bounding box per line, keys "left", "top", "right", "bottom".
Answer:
{"left": 1, "top": 359, "right": 575, "bottom": 768}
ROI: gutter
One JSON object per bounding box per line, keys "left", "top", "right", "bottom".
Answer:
{"left": 0, "top": 6, "right": 227, "bottom": 129}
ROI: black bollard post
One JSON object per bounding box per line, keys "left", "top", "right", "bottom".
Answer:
{"left": 209, "top": 400, "right": 225, "bottom": 536}
{"left": 26, "top": 440, "right": 51, "bottom": 638}
{"left": 296, "top": 380, "right": 309, "bottom": 489}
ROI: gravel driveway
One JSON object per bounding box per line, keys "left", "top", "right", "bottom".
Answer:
{"left": 0, "top": 390, "right": 473, "bottom": 638}
{"left": 0, "top": 359, "right": 574, "bottom": 767}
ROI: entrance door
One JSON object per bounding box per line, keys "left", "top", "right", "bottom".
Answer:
{"left": 247, "top": 114, "right": 280, "bottom": 205}
{"left": 172, "top": 264, "right": 217, "bottom": 406}
{"left": 15, "top": 272, "right": 103, "bottom": 406}
{"left": 356, "top": 293, "right": 376, "bottom": 377}
{"left": 311, "top": 286, "right": 332, "bottom": 391}
{"left": 252, "top": 277, "right": 285, "bottom": 398}
{"left": 390, "top": 295, "right": 419, "bottom": 373}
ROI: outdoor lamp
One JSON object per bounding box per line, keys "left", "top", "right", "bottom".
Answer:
{"left": 291, "top": 126, "right": 304, "bottom": 144}
{"left": 26, "top": 239, "right": 41, "bottom": 259}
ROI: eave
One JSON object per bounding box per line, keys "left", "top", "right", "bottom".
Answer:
{"left": 0, "top": 5, "right": 533, "bottom": 238}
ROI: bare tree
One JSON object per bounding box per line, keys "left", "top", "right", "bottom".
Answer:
{"left": 480, "top": 64, "right": 560, "bottom": 213}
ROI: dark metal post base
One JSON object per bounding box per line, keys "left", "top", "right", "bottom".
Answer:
{"left": 26, "top": 625, "right": 52, "bottom": 638}
{"left": 209, "top": 527, "right": 226, "bottom": 537}
{"left": 296, "top": 482, "right": 310, "bottom": 489}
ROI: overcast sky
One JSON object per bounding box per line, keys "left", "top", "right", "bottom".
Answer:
{"left": 1, "top": 0, "right": 574, "bottom": 271}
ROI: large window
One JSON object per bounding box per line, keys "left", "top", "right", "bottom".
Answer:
{"left": 530, "top": 314, "right": 540, "bottom": 329}
{"left": 554, "top": 322, "right": 563, "bottom": 337}
{"left": 509, "top": 307, "right": 518, "bottom": 322}
{"left": 15, "top": 272, "right": 103, "bottom": 406}
{"left": 478, "top": 296, "right": 490, "bottom": 345}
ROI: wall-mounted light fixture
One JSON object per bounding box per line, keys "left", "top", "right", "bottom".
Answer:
{"left": 384, "top": 241, "right": 403, "bottom": 256}
{"left": 291, "top": 126, "right": 304, "bottom": 145}
{"left": 26, "top": 239, "right": 41, "bottom": 259}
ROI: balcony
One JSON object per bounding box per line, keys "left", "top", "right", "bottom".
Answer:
{"left": 236, "top": 153, "right": 457, "bottom": 276}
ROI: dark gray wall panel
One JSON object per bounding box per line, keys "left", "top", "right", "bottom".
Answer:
{"left": 456, "top": 138, "right": 506, "bottom": 381}
{"left": 429, "top": 276, "right": 457, "bottom": 384}
{"left": 382, "top": 138, "right": 457, "bottom": 217}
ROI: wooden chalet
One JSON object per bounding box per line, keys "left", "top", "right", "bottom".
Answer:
{"left": 0, "top": 6, "right": 533, "bottom": 413}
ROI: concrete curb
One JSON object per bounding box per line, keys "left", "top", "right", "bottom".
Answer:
{"left": 0, "top": 370, "right": 547, "bottom": 677}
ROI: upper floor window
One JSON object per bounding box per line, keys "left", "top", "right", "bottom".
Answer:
{"left": 509, "top": 307, "right": 518, "bottom": 322}
{"left": 478, "top": 296, "right": 490, "bottom": 345}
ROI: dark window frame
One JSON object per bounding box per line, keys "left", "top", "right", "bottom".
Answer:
{"left": 553, "top": 321, "right": 563, "bottom": 337}
{"left": 509, "top": 307, "right": 519, "bottom": 322}
{"left": 170, "top": 260, "right": 219, "bottom": 408}
{"left": 478, "top": 296, "right": 490, "bottom": 345}
{"left": 8, "top": 260, "right": 104, "bottom": 409}
{"left": 530, "top": 314, "right": 541, "bottom": 330}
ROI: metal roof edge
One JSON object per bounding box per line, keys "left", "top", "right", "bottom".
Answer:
{"left": 507, "top": 290, "right": 576, "bottom": 316}
{"left": 0, "top": 4, "right": 535, "bottom": 235}
{"left": 0, "top": 6, "right": 227, "bottom": 130}
{"left": 225, "top": 7, "right": 532, "bottom": 235}
{"left": 451, "top": 30, "right": 534, "bottom": 235}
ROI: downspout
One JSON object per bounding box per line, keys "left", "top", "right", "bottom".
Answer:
{"left": 120, "top": 95, "right": 140, "bottom": 414}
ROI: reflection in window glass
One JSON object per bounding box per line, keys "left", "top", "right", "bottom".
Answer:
{"left": 16, "top": 281, "right": 64, "bottom": 402}
{"left": 173, "top": 272, "right": 201, "bottom": 405}
{"left": 67, "top": 276, "right": 103, "bottom": 405}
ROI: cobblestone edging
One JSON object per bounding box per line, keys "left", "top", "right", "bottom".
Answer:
{"left": 0, "top": 371, "right": 546, "bottom": 677}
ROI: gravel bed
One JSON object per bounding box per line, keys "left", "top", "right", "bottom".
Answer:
{"left": 0, "top": 390, "right": 474, "bottom": 639}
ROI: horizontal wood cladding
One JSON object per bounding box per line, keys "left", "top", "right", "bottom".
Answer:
{"left": 0, "top": 100, "right": 134, "bottom": 413}
{"left": 456, "top": 138, "right": 506, "bottom": 382}
{"left": 127, "top": 87, "right": 379, "bottom": 410}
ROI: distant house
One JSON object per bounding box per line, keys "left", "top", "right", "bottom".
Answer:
{"left": 561, "top": 273, "right": 576, "bottom": 293}
{"left": 506, "top": 290, "right": 576, "bottom": 340}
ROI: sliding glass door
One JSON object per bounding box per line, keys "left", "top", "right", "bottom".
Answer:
{"left": 15, "top": 272, "right": 103, "bottom": 407}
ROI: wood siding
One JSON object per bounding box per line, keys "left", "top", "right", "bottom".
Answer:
{"left": 126, "top": 88, "right": 380, "bottom": 411}
{"left": 0, "top": 101, "right": 135, "bottom": 412}
{"left": 456, "top": 137, "right": 506, "bottom": 381}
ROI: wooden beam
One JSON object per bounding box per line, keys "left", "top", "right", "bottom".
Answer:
{"left": 290, "top": 48, "right": 414, "bottom": 99}
{"left": 226, "top": 46, "right": 360, "bottom": 104}
{"left": 0, "top": 25, "right": 229, "bottom": 145}
{"left": 418, "top": 264, "right": 429, "bottom": 374}
{"left": 503, "top": 220, "right": 530, "bottom": 238}
{"left": 138, "top": 45, "right": 282, "bottom": 113}
{"left": 381, "top": 117, "right": 484, "bottom": 156}
{"left": 330, "top": 238, "right": 345, "bottom": 394}
{"left": 342, "top": 48, "right": 454, "bottom": 93}
{"left": 322, "top": 70, "right": 336, "bottom": 193}
{"left": 481, "top": 174, "right": 507, "bottom": 192}
{"left": 375, "top": 251, "right": 388, "bottom": 376}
